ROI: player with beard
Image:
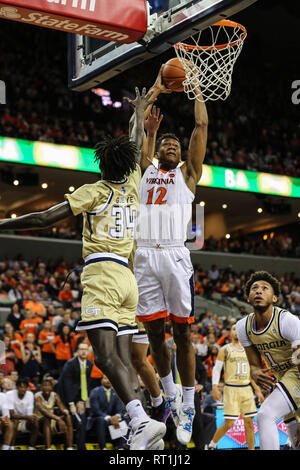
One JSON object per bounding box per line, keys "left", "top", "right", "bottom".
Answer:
{"left": 236, "top": 271, "right": 300, "bottom": 450}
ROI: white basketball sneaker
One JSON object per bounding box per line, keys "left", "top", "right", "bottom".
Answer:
{"left": 129, "top": 417, "right": 166, "bottom": 450}
{"left": 176, "top": 407, "right": 195, "bottom": 445}
{"left": 165, "top": 384, "right": 182, "bottom": 427}
{"left": 151, "top": 439, "right": 165, "bottom": 451}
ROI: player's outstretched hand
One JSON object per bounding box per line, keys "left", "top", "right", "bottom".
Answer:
{"left": 124, "top": 87, "right": 152, "bottom": 111}
{"left": 153, "top": 65, "right": 173, "bottom": 94}
{"left": 144, "top": 105, "right": 163, "bottom": 136}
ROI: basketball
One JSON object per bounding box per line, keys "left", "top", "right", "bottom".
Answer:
{"left": 161, "top": 58, "right": 186, "bottom": 92}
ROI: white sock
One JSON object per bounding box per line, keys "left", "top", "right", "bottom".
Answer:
{"left": 10, "top": 446, "right": 14, "bottom": 450}
{"left": 151, "top": 394, "right": 163, "bottom": 408}
{"left": 2, "top": 445, "right": 10, "bottom": 450}
{"left": 28, "top": 446, "right": 35, "bottom": 450}
{"left": 126, "top": 399, "right": 148, "bottom": 420}
{"left": 160, "top": 372, "right": 177, "bottom": 398}
{"left": 66, "top": 447, "right": 73, "bottom": 450}
{"left": 209, "top": 440, "right": 217, "bottom": 448}
{"left": 182, "top": 386, "right": 195, "bottom": 411}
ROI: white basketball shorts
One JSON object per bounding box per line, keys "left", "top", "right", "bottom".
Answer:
{"left": 134, "top": 246, "right": 195, "bottom": 324}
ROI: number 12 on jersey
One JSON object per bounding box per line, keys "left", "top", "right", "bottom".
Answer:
{"left": 146, "top": 187, "right": 167, "bottom": 205}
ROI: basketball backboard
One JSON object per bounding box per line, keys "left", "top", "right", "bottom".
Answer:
{"left": 68, "top": 0, "right": 257, "bottom": 91}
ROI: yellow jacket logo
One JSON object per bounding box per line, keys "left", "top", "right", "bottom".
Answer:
{"left": 85, "top": 306, "right": 102, "bottom": 316}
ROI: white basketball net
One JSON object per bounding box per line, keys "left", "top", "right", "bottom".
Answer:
{"left": 174, "top": 20, "right": 247, "bottom": 102}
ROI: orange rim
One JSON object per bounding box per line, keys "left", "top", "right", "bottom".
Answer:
{"left": 174, "top": 19, "right": 247, "bottom": 52}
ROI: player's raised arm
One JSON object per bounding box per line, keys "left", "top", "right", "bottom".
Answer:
{"left": 0, "top": 201, "right": 73, "bottom": 231}
{"left": 128, "top": 66, "right": 170, "bottom": 173}
{"left": 182, "top": 88, "right": 208, "bottom": 192}
{"left": 126, "top": 87, "right": 151, "bottom": 165}
{"left": 144, "top": 105, "right": 163, "bottom": 163}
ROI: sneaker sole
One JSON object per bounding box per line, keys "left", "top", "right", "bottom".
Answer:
{"left": 149, "top": 439, "right": 165, "bottom": 451}
{"left": 176, "top": 428, "right": 192, "bottom": 446}
{"left": 130, "top": 422, "right": 166, "bottom": 451}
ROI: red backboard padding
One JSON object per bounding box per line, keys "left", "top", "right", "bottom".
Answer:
{"left": 0, "top": 0, "right": 148, "bottom": 43}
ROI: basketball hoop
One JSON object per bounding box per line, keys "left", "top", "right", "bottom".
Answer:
{"left": 174, "top": 20, "right": 247, "bottom": 102}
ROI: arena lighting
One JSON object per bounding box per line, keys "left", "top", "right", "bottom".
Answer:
{"left": 0, "top": 137, "right": 299, "bottom": 198}
{"left": 199, "top": 201, "right": 205, "bottom": 206}
{"left": 41, "top": 182, "right": 48, "bottom": 189}
{"left": 13, "top": 179, "right": 19, "bottom": 186}
{"left": 222, "top": 204, "right": 227, "bottom": 209}
{"left": 225, "top": 234, "right": 231, "bottom": 239}
{"left": 257, "top": 208, "right": 263, "bottom": 213}
{"left": 68, "top": 186, "right": 75, "bottom": 192}
{"left": 11, "top": 213, "right": 17, "bottom": 218}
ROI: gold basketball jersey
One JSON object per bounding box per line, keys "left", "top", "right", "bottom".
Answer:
{"left": 65, "top": 166, "right": 141, "bottom": 260}
{"left": 34, "top": 391, "right": 56, "bottom": 418}
{"left": 224, "top": 343, "right": 251, "bottom": 385}
{"left": 245, "top": 306, "right": 297, "bottom": 380}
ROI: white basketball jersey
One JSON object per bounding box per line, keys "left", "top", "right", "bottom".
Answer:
{"left": 136, "top": 165, "right": 194, "bottom": 247}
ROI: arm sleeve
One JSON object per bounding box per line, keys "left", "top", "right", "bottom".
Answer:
{"left": 236, "top": 317, "right": 252, "bottom": 347}
{"left": 212, "top": 360, "right": 224, "bottom": 386}
{"left": 279, "top": 310, "right": 300, "bottom": 348}
{"left": 64, "top": 184, "right": 95, "bottom": 216}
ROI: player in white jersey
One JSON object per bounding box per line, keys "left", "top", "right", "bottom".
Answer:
{"left": 6, "top": 378, "right": 39, "bottom": 449}
{"left": 132, "top": 66, "right": 208, "bottom": 445}
{"left": 0, "top": 391, "right": 14, "bottom": 450}
{"left": 236, "top": 271, "right": 300, "bottom": 450}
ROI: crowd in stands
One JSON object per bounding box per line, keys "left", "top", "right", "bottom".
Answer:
{"left": 9, "top": 222, "right": 300, "bottom": 260}
{"left": 0, "top": 21, "right": 299, "bottom": 178}
{"left": 203, "top": 228, "right": 300, "bottom": 259}
{"left": 0, "top": 255, "right": 299, "bottom": 449}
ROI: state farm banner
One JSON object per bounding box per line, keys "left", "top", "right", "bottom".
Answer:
{"left": 0, "top": 0, "right": 148, "bottom": 43}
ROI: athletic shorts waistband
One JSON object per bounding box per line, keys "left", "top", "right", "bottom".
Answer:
{"left": 224, "top": 383, "right": 251, "bottom": 387}
{"left": 137, "top": 243, "right": 185, "bottom": 249}
{"left": 84, "top": 252, "right": 128, "bottom": 268}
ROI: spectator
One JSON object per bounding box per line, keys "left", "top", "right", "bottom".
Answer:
{"left": 19, "top": 333, "right": 42, "bottom": 385}
{"left": 6, "top": 303, "right": 25, "bottom": 332}
{"left": 2, "top": 322, "right": 23, "bottom": 364}
{"left": 208, "top": 264, "right": 219, "bottom": 283}
{"left": 38, "top": 319, "right": 57, "bottom": 376}
{"left": 34, "top": 378, "right": 73, "bottom": 450}
{"left": 1, "top": 377, "right": 15, "bottom": 393}
{"left": 58, "top": 282, "right": 74, "bottom": 308}
{"left": 6, "top": 378, "right": 39, "bottom": 450}
{"left": 56, "top": 342, "right": 93, "bottom": 450}
{"left": 51, "top": 325, "right": 74, "bottom": 373}
{"left": 19, "top": 309, "right": 42, "bottom": 340}
{"left": 87, "top": 375, "right": 127, "bottom": 450}
{"left": 204, "top": 346, "right": 219, "bottom": 383}
{"left": 0, "top": 336, "right": 16, "bottom": 376}
{"left": 201, "top": 310, "right": 217, "bottom": 331}
{"left": 24, "top": 292, "right": 46, "bottom": 319}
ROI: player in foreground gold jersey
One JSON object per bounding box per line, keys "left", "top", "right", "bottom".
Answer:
{"left": 0, "top": 88, "right": 167, "bottom": 450}
{"left": 207, "top": 323, "right": 264, "bottom": 450}
{"left": 236, "top": 271, "right": 300, "bottom": 450}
